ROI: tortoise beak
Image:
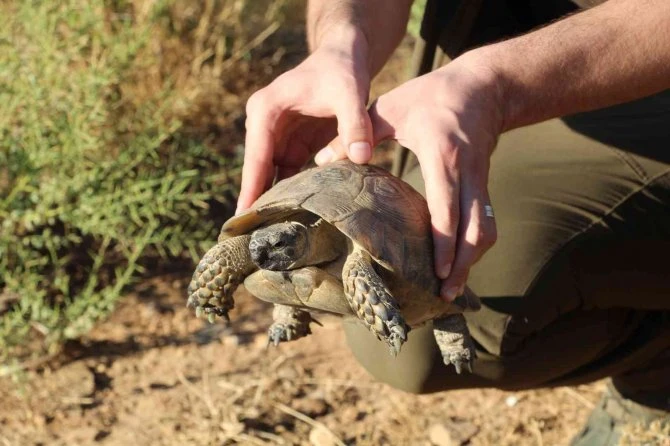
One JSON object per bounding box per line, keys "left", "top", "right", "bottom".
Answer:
{"left": 249, "top": 242, "right": 269, "bottom": 267}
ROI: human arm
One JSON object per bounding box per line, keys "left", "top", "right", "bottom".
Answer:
{"left": 306, "top": 0, "right": 412, "bottom": 75}
{"left": 486, "top": 0, "right": 670, "bottom": 131}
{"left": 237, "top": 0, "right": 412, "bottom": 212}
{"left": 324, "top": 0, "right": 670, "bottom": 299}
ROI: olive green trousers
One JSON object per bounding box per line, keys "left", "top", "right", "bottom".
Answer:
{"left": 344, "top": 90, "right": 670, "bottom": 407}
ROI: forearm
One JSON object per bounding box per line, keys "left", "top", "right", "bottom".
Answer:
{"left": 306, "top": 0, "right": 412, "bottom": 76}
{"left": 470, "top": 0, "right": 670, "bottom": 131}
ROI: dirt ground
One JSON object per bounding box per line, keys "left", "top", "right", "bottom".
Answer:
{"left": 0, "top": 32, "right": 658, "bottom": 446}
{"left": 0, "top": 274, "right": 608, "bottom": 446}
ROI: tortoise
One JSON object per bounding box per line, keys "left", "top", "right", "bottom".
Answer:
{"left": 187, "top": 160, "right": 480, "bottom": 373}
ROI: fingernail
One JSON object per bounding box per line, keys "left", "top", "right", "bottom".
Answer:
{"left": 314, "top": 146, "right": 334, "bottom": 165}
{"left": 234, "top": 207, "right": 242, "bottom": 216}
{"left": 438, "top": 263, "right": 452, "bottom": 279}
{"left": 348, "top": 142, "right": 371, "bottom": 162}
{"left": 444, "top": 286, "right": 461, "bottom": 302}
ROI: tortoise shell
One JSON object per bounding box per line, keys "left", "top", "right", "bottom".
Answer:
{"left": 222, "top": 160, "right": 439, "bottom": 296}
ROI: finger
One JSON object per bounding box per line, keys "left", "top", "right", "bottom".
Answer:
{"left": 238, "top": 91, "right": 281, "bottom": 213}
{"left": 440, "top": 184, "right": 497, "bottom": 301}
{"left": 314, "top": 144, "right": 346, "bottom": 165}
{"left": 367, "top": 97, "right": 399, "bottom": 144}
{"left": 314, "top": 133, "right": 349, "bottom": 165}
{"left": 416, "top": 144, "right": 461, "bottom": 285}
{"left": 334, "top": 89, "right": 373, "bottom": 164}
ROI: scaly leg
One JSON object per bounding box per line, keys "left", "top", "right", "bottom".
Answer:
{"left": 342, "top": 247, "right": 409, "bottom": 356}
{"left": 187, "top": 235, "right": 255, "bottom": 321}
{"left": 432, "top": 314, "right": 477, "bottom": 374}
{"left": 267, "top": 304, "right": 316, "bottom": 346}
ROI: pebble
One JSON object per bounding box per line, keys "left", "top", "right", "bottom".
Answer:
{"left": 505, "top": 395, "right": 519, "bottom": 407}
{"left": 309, "top": 426, "right": 338, "bottom": 446}
{"left": 428, "top": 423, "right": 457, "bottom": 446}
{"left": 293, "top": 398, "right": 329, "bottom": 417}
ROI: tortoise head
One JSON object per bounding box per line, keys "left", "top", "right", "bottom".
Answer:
{"left": 249, "top": 222, "right": 309, "bottom": 270}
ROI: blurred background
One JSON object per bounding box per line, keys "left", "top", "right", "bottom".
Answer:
{"left": 0, "top": 1, "right": 610, "bottom": 444}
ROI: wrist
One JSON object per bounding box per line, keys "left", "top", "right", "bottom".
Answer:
{"left": 448, "top": 50, "right": 508, "bottom": 137}
{"left": 310, "top": 20, "right": 368, "bottom": 58}
{"left": 311, "top": 26, "right": 372, "bottom": 84}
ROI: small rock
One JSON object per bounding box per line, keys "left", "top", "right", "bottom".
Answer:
{"left": 51, "top": 362, "right": 96, "bottom": 402}
{"left": 220, "top": 420, "right": 245, "bottom": 437}
{"left": 505, "top": 395, "right": 519, "bottom": 407}
{"left": 221, "top": 333, "right": 241, "bottom": 347}
{"left": 171, "top": 279, "right": 184, "bottom": 289}
{"left": 309, "top": 426, "right": 337, "bottom": 446}
{"left": 429, "top": 423, "right": 457, "bottom": 446}
{"left": 293, "top": 398, "right": 329, "bottom": 417}
{"left": 276, "top": 366, "right": 299, "bottom": 380}
{"left": 445, "top": 419, "right": 479, "bottom": 444}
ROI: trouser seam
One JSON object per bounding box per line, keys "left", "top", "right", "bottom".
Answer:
{"left": 607, "top": 146, "right": 649, "bottom": 182}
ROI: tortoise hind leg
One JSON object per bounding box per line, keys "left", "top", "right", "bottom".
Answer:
{"left": 267, "top": 304, "right": 316, "bottom": 345}
{"left": 433, "top": 314, "right": 477, "bottom": 374}
{"left": 342, "top": 247, "right": 409, "bottom": 356}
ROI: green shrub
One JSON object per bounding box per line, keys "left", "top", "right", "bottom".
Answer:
{"left": 0, "top": 0, "right": 293, "bottom": 362}
{"left": 408, "top": 0, "right": 426, "bottom": 38}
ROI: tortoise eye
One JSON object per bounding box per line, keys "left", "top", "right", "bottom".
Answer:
{"left": 272, "top": 240, "right": 285, "bottom": 248}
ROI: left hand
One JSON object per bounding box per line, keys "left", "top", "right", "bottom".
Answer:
{"left": 316, "top": 54, "right": 504, "bottom": 301}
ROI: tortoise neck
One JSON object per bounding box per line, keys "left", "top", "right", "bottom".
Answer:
{"left": 303, "top": 219, "right": 347, "bottom": 267}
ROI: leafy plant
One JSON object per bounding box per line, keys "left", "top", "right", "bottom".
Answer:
{"left": 0, "top": 0, "right": 292, "bottom": 362}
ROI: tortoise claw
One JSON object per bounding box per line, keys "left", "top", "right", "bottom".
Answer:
{"left": 266, "top": 321, "right": 311, "bottom": 346}
{"left": 387, "top": 331, "right": 406, "bottom": 357}
{"left": 453, "top": 359, "right": 463, "bottom": 375}
{"left": 433, "top": 315, "right": 477, "bottom": 374}
{"left": 386, "top": 321, "right": 408, "bottom": 357}
{"left": 268, "top": 323, "right": 290, "bottom": 346}
{"left": 266, "top": 305, "right": 314, "bottom": 347}
{"left": 442, "top": 356, "right": 474, "bottom": 375}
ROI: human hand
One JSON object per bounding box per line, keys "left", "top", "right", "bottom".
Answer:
{"left": 316, "top": 55, "right": 504, "bottom": 301}
{"left": 237, "top": 30, "right": 374, "bottom": 213}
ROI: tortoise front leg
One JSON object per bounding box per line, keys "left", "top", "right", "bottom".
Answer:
{"left": 342, "top": 247, "right": 409, "bottom": 356}
{"left": 267, "top": 304, "right": 316, "bottom": 346}
{"left": 187, "top": 234, "right": 255, "bottom": 321}
{"left": 432, "top": 314, "right": 477, "bottom": 374}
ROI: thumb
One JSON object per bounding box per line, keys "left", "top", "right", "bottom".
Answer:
{"left": 315, "top": 104, "right": 374, "bottom": 166}
{"left": 336, "top": 95, "right": 374, "bottom": 164}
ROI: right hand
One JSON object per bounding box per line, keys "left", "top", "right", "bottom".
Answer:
{"left": 237, "top": 32, "right": 374, "bottom": 213}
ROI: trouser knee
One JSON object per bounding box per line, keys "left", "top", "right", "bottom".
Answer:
{"left": 343, "top": 320, "right": 438, "bottom": 394}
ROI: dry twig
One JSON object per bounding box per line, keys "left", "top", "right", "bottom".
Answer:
{"left": 561, "top": 387, "right": 596, "bottom": 410}
{"left": 274, "top": 402, "right": 346, "bottom": 446}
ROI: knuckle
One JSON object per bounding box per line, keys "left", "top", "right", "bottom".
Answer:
{"left": 337, "top": 111, "right": 368, "bottom": 134}
{"left": 445, "top": 268, "right": 468, "bottom": 289}
{"left": 440, "top": 145, "right": 462, "bottom": 170}
{"left": 470, "top": 222, "right": 497, "bottom": 249}
{"left": 485, "top": 225, "right": 498, "bottom": 247}
{"left": 245, "top": 90, "right": 268, "bottom": 115}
